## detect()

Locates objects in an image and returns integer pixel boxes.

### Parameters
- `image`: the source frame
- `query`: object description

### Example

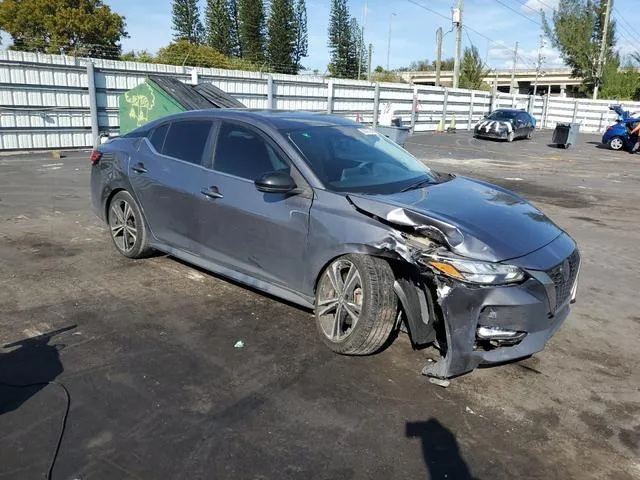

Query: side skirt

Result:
[150,242,316,309]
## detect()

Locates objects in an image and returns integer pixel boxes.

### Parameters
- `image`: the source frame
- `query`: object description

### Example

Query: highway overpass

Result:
[401,68,583,97]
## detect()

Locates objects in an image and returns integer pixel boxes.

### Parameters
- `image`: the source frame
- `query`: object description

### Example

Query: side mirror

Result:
[255,171,298,194]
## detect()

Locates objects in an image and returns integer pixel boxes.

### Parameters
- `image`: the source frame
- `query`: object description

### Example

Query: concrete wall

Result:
[1,50,638,150]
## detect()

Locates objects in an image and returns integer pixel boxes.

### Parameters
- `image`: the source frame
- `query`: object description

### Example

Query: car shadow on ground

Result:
[586,141,612,150]
[0,325,74,415]
[406,418,478,480]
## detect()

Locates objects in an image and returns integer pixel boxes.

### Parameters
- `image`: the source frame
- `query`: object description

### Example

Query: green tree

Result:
[238,0,265,63]
[459,45,491,90]
[328,0,357,78]
[293,0,308,70]
[437,57,455,70]
[349,17,366,79]
[172,0,204,44]
[542,0,616,94]
[600,56,640,100]
[229,0,241,56]
[266,0,297,73]
[0,0,127,58]
[121,50,155,63]
[205,0,234,55]
[409,59,431,71]
[155,39,261,71]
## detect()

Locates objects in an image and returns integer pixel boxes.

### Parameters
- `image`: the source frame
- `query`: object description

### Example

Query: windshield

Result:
[487,110,518,120]
[286,125,437,194]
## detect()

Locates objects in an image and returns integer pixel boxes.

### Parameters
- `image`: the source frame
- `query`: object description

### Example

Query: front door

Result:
[194,120,312,291]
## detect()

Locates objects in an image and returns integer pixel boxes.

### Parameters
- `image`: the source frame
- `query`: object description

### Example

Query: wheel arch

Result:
[311,248,438,349]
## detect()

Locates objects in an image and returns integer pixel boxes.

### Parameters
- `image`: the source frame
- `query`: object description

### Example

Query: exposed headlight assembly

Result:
[418,254,525,285]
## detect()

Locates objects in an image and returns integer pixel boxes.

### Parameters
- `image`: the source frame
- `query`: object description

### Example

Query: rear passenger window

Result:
[148,124,168,152]
[162,120,213,165]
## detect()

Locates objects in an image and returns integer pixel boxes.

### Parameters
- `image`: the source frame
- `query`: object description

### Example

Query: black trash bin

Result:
[375,125,411,148]
[552,122,580,149]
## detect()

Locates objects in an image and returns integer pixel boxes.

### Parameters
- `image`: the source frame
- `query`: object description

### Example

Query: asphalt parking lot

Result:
[1,129,639,479]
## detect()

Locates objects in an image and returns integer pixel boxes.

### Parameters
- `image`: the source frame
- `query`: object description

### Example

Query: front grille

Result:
[546,249,580,309]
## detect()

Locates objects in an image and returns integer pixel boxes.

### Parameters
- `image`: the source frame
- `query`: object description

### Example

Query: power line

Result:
[493,0,542,26]
[514,0,545,16]
[613,6,640,38]
[406,0,450,22]
[533,0,558,11]
[462,26,537,69]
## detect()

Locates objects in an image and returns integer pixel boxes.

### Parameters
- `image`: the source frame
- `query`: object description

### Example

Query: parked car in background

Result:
[474,109,536,142]
[91,110,579,379]
[602,105,640,151]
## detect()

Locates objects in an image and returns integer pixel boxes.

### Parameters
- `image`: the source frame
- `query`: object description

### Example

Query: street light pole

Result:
[357,3,368,80]
[386,12,396,71]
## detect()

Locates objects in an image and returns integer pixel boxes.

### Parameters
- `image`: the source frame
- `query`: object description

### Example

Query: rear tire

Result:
[107,190,152,259]
[315,254,397,355]
[608,136,624,151]
[527,130,534,139]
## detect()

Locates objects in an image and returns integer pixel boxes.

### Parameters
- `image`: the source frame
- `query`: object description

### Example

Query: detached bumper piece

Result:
[422,246,580,380]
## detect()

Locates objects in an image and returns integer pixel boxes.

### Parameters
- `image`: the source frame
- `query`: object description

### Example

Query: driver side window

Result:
[212,122,290,180]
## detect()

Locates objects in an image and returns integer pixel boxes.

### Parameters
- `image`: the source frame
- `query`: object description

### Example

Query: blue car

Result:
[602,105,640,151]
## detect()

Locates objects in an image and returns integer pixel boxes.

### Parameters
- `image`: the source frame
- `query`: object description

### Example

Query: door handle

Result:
[201,186,223,199]
[132,163,148,174]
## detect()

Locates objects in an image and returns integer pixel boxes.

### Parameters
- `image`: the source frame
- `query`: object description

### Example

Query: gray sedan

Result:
[91,110,579,379]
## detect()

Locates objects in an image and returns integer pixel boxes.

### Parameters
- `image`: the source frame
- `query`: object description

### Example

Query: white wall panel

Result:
[0,50,633,148]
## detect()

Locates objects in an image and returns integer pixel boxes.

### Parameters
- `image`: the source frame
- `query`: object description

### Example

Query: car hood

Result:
[347,176,563,262]
[475,118,514,132]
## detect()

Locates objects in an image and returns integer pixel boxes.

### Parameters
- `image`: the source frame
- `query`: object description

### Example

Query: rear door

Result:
[129,118,217,253]
[194,120,313,290]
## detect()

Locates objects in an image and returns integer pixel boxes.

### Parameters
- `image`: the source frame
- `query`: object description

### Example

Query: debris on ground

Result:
[465,406,475,415]
[234,340,244,349]
[428,377,450,388]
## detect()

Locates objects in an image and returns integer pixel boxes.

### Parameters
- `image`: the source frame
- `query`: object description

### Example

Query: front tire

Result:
[107,190,152,259]
[608,136,624,151]
[507,132,515,142]
[315,254,397,355]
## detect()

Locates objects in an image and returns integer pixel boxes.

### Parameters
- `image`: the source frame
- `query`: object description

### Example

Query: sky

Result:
[3,0,640,72]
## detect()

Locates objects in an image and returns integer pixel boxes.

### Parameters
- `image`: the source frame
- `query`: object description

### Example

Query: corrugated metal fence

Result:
[1,50,639,150]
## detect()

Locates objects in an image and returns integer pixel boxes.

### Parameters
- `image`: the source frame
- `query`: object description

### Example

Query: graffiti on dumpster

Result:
[124,83,156,127]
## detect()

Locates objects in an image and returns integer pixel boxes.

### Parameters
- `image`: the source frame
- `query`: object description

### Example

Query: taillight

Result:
[90,150,102,165]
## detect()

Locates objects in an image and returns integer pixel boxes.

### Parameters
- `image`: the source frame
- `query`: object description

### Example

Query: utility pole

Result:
[367,43,373,82]
[435,27,443,87]
[594,0,613,100]
[357,3,368,80]
[510,41,519,94]
[533,35,545,96]
[452,0,463,88]
[387,12,396,71]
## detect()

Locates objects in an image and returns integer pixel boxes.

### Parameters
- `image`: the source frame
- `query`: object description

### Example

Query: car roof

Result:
[494,108,528,113]
[149,109,360,131]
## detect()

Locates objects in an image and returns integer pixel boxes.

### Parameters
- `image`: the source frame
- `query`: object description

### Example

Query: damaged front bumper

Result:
[423,272,576,379]
[418,235,580,379]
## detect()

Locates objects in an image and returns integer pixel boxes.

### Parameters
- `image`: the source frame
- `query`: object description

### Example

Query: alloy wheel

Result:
[610,137,623,150]
[317,259,363,342]
[109,199,137,253]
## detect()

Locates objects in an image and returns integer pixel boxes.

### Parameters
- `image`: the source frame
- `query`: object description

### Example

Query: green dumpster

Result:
[120,78,184,135]
[119,76,244,135]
